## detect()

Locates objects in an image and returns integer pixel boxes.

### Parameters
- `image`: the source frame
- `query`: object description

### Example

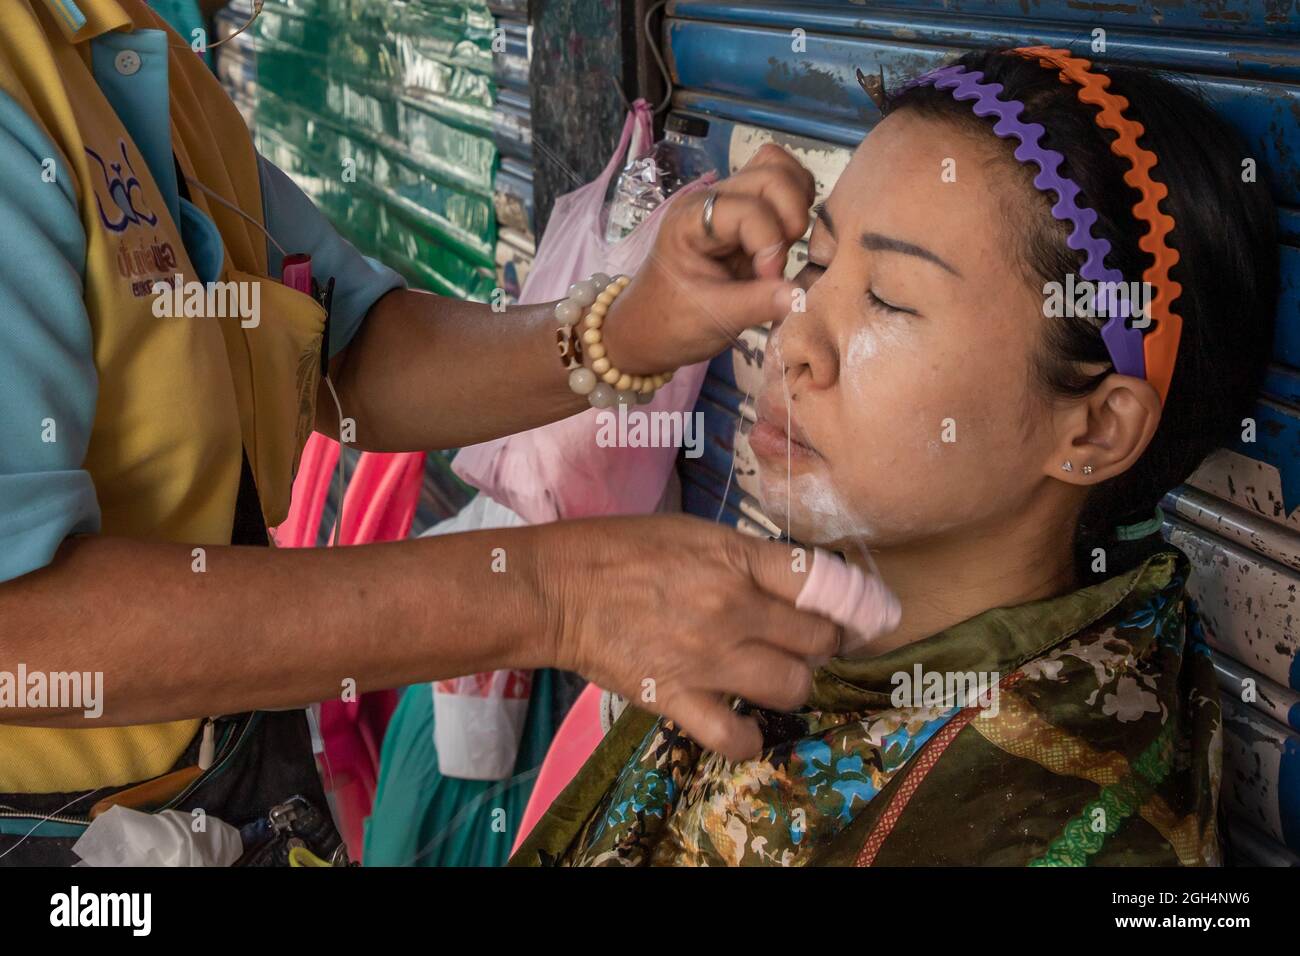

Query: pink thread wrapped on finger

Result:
[796,547,901,655]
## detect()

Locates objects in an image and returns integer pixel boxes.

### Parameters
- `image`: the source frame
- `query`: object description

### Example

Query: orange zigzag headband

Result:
[1014,46,1184,404]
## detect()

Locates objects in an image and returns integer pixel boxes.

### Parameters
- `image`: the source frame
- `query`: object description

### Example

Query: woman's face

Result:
[751,110,1064,551]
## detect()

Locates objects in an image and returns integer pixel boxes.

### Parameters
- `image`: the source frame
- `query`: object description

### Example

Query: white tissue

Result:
[72,805,243,867]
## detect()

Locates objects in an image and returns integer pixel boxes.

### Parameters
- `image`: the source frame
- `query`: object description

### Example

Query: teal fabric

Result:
[0,89,100,585]
[0,818,87,839]
[364,670,559,867]
[177,194,226,284]
[90,29,180,227]
[146,0,211,66]
[256,155,406,358]
[48,0,86,31]
[89,26,225,284]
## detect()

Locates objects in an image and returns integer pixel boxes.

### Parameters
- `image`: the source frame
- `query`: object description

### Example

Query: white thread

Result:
[0,789,105,859]
[183,176,290,259]
[715,378,752,525]
[761,324,883,577]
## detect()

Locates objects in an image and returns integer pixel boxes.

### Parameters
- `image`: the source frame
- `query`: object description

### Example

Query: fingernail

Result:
[758,242,785,261]
[772,283,796,313]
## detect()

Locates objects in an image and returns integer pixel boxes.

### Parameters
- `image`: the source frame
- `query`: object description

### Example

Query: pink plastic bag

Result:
[452,99,717,523]
[511,682,606,856]
[436,102,715,795]
[271,433,340,549]
[454,100,718,839]
[274,437,425,861]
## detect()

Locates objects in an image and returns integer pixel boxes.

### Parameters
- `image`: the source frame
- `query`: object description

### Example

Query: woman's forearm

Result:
[320,288,589,452]
[0,529,552,728]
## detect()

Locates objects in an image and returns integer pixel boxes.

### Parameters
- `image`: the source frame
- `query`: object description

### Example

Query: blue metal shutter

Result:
[665,0,1300,865]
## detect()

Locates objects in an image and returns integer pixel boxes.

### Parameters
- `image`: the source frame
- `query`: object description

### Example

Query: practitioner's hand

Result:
[601,144,816,375]
[537,514,842,761]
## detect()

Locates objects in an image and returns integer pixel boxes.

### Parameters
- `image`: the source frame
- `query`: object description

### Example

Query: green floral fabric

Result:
[511,550,1222,867]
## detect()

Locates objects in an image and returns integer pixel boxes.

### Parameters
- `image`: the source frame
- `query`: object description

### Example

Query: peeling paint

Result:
[1220,696,1297,848]
[766,57,866,117]
[1191,449,1300,532]
[728,123,852,195]
[1166,519,1300,690]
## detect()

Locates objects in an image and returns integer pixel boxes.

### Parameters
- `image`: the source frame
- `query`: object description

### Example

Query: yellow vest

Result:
[0,0,325,793]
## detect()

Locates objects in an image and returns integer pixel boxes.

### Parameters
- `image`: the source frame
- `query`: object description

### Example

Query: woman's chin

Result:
[754,490,822,546]
[756,474,884,551]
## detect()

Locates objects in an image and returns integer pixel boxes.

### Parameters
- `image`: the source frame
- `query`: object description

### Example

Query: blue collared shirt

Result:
[0,23,405,582]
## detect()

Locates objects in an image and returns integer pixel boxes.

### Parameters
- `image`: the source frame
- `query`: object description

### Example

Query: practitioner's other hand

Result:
[602,143,816,374]
[536,514,842,761]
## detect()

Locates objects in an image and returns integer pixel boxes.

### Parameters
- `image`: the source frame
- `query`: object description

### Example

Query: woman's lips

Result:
[748,415,820,462]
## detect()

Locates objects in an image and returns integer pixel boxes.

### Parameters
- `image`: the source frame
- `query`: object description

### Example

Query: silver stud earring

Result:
[1082,464,1094,475]
[1061,460,1073,473]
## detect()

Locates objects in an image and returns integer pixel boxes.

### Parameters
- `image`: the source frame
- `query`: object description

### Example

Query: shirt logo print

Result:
[84,140,158,233]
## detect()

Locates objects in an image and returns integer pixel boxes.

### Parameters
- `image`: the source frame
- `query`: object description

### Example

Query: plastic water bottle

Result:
[604,114,715,243]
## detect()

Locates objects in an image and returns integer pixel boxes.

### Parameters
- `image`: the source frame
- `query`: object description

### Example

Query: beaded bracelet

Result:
[554,272,675,408]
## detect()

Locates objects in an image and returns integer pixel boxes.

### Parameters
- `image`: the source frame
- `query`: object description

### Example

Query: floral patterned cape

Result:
[511,550,1222,866]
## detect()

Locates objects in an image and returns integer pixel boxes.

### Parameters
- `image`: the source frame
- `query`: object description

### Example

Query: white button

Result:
[114,50,141,76]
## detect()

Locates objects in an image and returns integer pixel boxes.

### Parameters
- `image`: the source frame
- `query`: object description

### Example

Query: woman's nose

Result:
[768,295,839,391]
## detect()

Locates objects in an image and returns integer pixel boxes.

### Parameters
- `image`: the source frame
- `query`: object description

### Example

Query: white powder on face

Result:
[795,472,875,544]
[843,318,911,399]
[753,324,897,548]
[845,326,879,366]
[847,318,909,364]
[754,469,878,548]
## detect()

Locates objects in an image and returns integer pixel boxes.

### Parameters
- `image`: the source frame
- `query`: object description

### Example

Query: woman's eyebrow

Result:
[814,204,960,277]
[813,201,834,236]
[859,231,963,277]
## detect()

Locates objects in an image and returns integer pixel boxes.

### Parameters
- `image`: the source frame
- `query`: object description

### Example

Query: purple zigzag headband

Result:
[908,65,1145,379]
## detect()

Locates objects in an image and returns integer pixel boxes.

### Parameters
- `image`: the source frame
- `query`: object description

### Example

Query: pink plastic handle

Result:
[796,548,901,656]
[281,253,313,296]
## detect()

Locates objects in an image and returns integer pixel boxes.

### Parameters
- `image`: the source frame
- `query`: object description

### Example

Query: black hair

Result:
[884,50,1279,582]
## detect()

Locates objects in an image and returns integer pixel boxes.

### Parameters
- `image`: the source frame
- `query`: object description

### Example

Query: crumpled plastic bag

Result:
[72,805,244,867]
[424,493,533,781]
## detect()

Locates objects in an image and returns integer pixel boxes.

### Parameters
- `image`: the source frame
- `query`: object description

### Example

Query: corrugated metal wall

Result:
[664,0,1300,866]
[490,0,536,299]
[248,0,499,300]
[213,4,257,124]
[215,0,497,534]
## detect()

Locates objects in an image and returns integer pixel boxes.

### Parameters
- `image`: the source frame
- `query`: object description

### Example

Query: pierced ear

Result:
[1048,374,1162,485]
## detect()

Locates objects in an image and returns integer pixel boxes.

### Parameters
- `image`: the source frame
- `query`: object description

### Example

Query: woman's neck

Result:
[842,506,1078,656]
